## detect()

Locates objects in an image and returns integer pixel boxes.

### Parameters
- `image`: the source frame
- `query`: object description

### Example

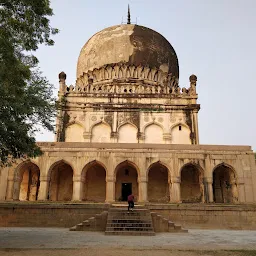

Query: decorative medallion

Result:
[170,116,176,122]
[144,116,149,122]
[91,116,97,121]
[158,117,163,123]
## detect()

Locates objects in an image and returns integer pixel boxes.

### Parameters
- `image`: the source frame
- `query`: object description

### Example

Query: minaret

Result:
[127,5,131,24]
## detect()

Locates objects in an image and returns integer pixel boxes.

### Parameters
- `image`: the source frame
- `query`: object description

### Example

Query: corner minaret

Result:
[127,5,131,24]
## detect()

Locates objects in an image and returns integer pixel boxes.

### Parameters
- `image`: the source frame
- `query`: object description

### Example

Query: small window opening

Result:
[179,125,182,131]
[125,169,129,176]
[124,89,127,93]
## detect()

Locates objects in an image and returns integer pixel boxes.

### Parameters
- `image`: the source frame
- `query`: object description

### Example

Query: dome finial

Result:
[127,4,131,24]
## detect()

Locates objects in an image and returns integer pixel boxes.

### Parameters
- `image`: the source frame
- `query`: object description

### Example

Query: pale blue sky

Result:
[35,0,256,150]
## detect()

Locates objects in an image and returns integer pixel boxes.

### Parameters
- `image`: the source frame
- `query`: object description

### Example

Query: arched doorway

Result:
[180,164,203,203]
[15,162,40,201]
[115,161,138,201]
[81,161,106,202]
[213,164,238,203]
[48,161,73,201]
[147,162,169,202]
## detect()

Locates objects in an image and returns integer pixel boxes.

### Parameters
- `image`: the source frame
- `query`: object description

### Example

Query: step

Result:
[108,220,151,223]
[107,224,152,228]
[105,231,155,236]
[106,227,153,231]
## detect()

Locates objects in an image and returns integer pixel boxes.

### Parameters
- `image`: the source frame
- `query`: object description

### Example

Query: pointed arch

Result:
[147,161,170,202]
[81,160,106,202]
[143,122,164,144]
[114,160,139,201]
[90,121,111,142]
[48,159,74,201]
[13,160,40,201]
[48,159,74,179]
[179,162,204,203]
[171,123,191,144]
[117,122,138,143]
[212,162,238,203]
[65,121,84,142]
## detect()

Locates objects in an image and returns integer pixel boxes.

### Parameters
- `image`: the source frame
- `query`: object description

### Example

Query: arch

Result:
[81,160,106,202]
[171,123,191,144]
[212,163,238,203]
[114,160,139,201]
[81,160,108,178]
[13,161,40,201]
[48,159,75,179]
[65,122,84,142]
[48,160,73,201]
[114,160,140,177]
[14,160,39,180]
[90,121,111,143]
[147,161,169,202]
[180,163,204,203]
[144,123,164,144]
[118,122,138,143]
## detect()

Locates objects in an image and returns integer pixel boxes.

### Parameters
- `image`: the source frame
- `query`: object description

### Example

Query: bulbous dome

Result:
[77,24,179,79]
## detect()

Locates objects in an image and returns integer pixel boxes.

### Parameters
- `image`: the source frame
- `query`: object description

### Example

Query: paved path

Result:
[0,228,256,250]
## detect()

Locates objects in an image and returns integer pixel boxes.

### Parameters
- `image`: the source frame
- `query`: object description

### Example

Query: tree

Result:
[0,0,58,165]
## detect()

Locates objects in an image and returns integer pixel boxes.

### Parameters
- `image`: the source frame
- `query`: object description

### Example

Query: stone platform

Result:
[0,202,256,230]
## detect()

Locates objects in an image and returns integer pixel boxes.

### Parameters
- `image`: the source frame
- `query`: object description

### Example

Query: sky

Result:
[35,0,256,150]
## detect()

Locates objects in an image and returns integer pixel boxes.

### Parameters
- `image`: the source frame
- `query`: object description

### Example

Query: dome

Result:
[77,24,179,80]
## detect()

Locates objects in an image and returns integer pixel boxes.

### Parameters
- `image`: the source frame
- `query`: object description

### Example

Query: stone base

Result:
[0,202,256,230]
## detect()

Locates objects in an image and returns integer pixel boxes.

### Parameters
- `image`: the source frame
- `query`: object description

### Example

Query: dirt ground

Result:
[1,228,256,256]
[1,248,256,256]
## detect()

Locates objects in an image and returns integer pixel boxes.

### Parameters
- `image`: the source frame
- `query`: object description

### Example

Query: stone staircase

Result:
[69,205,188,235]
[105,206,155,236]
[70,211,108,231]
[151,212,188,233]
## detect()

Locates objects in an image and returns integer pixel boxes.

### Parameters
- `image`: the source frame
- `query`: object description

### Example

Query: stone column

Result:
[72,176,83,201]
[237,177,245,203]
[12,177,21,200]
[138,177,148,203]
[193,111,199,144]
[204,177,214,203]
[38,176,50,201]
[170,177,181,203]
[6,178,14,200]
[105,177,115,203]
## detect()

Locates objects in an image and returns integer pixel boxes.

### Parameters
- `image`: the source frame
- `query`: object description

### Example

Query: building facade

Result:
[0,24,256,204]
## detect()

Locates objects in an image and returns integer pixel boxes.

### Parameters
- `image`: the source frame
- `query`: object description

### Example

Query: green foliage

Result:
[0,0,58,165]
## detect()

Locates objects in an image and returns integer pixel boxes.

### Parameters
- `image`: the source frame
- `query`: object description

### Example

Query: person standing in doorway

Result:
[127,193,134,211]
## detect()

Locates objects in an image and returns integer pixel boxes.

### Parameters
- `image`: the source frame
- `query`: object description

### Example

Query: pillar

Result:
[193,111,199,144]
[170,177,181,203]
[237,177,245,203]
[204,177,213,203]
[105,177,115,203]
[12,177,21,200]
[37,176,50,201]
[6,178,14,200]
[72,176,83,201]
[138,177,148,203]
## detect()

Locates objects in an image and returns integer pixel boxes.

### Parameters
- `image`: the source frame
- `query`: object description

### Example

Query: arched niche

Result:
[171,124,191,144]
[145,124,164,144]
[91,122,111,142]
[81,161,106,202]
[115,161,139,201]
[147,162,169,202]
[180,163,203,203]
[213,164,238,203]
[118,123,138,143]
[48,161,73,201]
[15,162,40,201]
[65,123,84,142]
